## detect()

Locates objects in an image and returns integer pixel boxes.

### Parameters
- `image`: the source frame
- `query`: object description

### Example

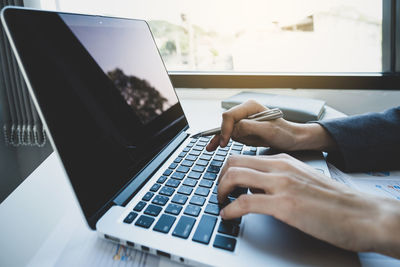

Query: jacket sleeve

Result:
[316,106,400,172]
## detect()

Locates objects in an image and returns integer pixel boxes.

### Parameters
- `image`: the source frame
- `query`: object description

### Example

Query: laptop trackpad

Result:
[240,214,360,266]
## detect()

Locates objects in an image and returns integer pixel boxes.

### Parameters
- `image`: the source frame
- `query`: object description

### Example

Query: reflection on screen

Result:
[61,15,179,124]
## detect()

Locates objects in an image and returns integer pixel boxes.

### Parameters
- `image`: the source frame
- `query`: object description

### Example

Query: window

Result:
[54,0,382,73]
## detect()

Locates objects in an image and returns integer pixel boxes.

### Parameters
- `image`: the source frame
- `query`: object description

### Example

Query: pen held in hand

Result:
[191,108,283,139]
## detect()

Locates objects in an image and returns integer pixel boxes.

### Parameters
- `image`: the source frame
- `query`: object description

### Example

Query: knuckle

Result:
[278,175,294,188]
[222,111,232,120]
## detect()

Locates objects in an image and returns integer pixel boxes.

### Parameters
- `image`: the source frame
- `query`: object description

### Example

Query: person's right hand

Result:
[206,100,331,151]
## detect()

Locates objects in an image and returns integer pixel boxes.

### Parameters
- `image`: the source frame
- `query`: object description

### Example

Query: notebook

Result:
[222,91,326,122]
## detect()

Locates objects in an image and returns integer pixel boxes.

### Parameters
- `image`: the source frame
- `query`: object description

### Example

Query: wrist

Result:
[293,122,337,151]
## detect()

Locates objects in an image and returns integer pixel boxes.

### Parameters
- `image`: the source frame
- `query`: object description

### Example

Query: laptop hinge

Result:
[112,128,189,206]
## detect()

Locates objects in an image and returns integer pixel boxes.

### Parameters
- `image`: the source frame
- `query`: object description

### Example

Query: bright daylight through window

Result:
[54,0,382,72]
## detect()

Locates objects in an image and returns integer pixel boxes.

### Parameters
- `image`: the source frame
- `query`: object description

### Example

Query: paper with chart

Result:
[328,163,400,200]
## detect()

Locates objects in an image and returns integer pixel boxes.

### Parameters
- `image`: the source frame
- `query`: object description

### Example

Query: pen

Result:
[191,108,283,139]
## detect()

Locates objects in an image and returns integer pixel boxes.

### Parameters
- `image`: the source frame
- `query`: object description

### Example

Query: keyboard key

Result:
[195,187,210,197]
[200,154,212,161]
[213,155,225,162]
[231,146,242,151]
[186,155,197,161]
[213,185,218,194]
[135,215,155,228]
[169,163,178,169]
[183,147,191,152]
[157,176,167,184]
[178,185,193,195]
[190,138,197,143]
[183,178,198,187]
[187,142,194,147]
[166,178,180,188]
[184,205,201,217]
[123,212,138,224]
[230,150,241,155]
[210,160,223,167]
[196,160,208,166]
[172,216,196,239]
[176,166,190,173]
[218,221,240,237]
[152,195,169,206]
[192,215,217,244]
[203,150,214,155]
[160,186,175,196]
[197,141,207,147]
[209,194,218,204]
[190,195,206,206]
[192,146,203,151]
[165,203,182,215]
[150,183,161,192]
[179,152,187,157]
[199,179,213,188]
[144,204,162,216]
[207,165,221,173]
[223,217,242,225]
[181,160,194,167]
[171,172,185,180]
[216,150,227,156]
[142,192,154,201]
[205,203,220,216]
[163,169,173,176]
[199,137,210,142]
[189,150,201,156]
[243,150,256,155]
[188,171,202,179]
[192,165,205,173]
[153,214,176,233]
[219,147,229,152]
[204,172,217,181]
[213,235,237,252]
[171,194,188,205]
[174,157,183,163]
[133,201,146,212]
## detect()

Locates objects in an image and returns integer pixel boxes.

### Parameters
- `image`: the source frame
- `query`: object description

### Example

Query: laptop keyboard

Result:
[123,136,257,252]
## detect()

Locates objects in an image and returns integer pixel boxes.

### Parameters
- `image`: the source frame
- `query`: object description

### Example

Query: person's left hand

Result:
[217,153,400,256]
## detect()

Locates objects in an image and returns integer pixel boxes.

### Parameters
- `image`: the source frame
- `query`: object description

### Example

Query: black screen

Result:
[2,8,188,227]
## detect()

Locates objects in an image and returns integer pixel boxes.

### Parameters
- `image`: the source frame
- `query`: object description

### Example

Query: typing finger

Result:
[218,154,290,183]
[206,135,220,151]
[217,166,278,203]
[220,194,277,220]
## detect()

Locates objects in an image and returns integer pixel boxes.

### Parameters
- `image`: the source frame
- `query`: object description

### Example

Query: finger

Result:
[217,166,277,203]
[206,135,220,151]
[220,194,277,220]
[220,100,266,147]
[218,154,289,183]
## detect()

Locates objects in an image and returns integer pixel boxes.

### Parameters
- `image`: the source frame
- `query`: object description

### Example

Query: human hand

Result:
[206,100,336,152]
[217,153,400,257]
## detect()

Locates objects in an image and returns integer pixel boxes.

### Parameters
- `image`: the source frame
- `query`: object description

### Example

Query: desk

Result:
[0,89,398,267]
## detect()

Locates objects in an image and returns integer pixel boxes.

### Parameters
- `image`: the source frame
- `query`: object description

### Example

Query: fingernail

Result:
[220,209,225,218]
[219,138,224,147]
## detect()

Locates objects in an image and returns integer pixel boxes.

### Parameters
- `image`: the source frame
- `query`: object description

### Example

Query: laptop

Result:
[1,7,358,266]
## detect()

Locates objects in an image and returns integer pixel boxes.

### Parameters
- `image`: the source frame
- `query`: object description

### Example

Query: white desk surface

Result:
[1,90,399,267]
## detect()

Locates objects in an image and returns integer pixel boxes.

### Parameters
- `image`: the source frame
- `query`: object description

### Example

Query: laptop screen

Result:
[3,9,188,225]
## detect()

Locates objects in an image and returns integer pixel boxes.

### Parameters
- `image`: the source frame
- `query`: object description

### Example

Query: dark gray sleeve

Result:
[317,106,400,172]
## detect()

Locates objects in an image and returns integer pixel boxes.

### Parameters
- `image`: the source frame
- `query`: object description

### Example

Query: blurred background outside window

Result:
[52,0,382,73]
